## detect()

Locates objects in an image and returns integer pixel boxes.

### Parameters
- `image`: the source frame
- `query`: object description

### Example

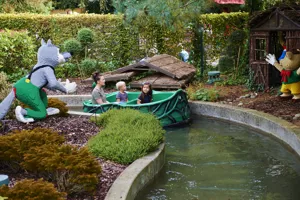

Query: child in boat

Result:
[116,81,128,103]
[137,82,153,104]
[91,71,108,104]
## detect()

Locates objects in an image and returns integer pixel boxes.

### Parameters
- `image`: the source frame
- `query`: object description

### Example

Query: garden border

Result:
[189,101,300,156]
[104,143,165,200]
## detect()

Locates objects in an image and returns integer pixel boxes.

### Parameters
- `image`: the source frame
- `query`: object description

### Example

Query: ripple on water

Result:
[136,117,300,200]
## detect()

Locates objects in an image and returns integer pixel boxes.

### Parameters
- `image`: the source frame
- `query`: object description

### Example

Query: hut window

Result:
[255,38,266,61]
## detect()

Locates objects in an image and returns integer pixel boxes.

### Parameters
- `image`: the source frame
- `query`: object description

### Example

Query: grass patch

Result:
[88,109,165,165]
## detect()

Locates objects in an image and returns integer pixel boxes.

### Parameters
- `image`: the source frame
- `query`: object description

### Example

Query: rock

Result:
[229,102,233,105]
[281,115,293,121]
[250,95,256,99]
[238,103,243,106]
[245,94,251,98]
[227,99,231,102]
[295,113,300,118]
[293,117,298,120]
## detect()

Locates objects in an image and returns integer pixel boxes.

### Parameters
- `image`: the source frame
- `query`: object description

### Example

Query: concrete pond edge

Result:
[189,101,300,157]
[104,143,165,200]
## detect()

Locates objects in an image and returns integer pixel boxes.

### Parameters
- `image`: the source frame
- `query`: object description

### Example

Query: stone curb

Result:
[105,143,165,200]
[48,95,91,106]
[189,101,300,156]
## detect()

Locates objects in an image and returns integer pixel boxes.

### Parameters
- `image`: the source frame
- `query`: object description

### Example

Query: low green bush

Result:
[187,83,219,102]
[80,58,98,77]
[0,30,36,82]
[55,63,80,78]
[88,109,165,165]
[0,179,66,200]
[22,144,101,194]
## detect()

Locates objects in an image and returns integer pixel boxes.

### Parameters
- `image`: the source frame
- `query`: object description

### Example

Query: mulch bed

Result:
[0,115,127,200]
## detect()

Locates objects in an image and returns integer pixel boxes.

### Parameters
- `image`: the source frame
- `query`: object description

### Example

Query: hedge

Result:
[88,109,165,165]
[0,13,249,79]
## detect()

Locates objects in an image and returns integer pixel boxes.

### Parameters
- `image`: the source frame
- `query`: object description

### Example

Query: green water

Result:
[136,117,300,200]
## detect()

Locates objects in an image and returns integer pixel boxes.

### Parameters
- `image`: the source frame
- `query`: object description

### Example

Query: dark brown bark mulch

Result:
[0,115,127,200]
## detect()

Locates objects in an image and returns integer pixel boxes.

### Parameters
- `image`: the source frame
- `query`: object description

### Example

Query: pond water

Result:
[136,116,300,200]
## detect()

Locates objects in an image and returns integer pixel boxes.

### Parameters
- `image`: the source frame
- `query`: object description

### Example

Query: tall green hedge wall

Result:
[0,12,249,74]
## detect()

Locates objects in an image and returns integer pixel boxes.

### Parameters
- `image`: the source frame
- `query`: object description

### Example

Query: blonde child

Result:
[116,81,128,103]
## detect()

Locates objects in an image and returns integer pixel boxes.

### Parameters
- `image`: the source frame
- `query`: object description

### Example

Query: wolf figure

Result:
[0,39,76,123]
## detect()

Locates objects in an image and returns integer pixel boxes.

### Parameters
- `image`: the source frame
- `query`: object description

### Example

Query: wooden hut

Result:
[249,4,300,89]
[83,54,196,89]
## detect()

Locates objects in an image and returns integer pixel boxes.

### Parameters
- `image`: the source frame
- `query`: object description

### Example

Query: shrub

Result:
[218,56,234,73]
[0,128,64,168]
[47,98,69,117]
[0,30,36,82]
[0,179,66,200]
[56,63,80,78]
[88,109,165,164]
[20,98,69,117]
[187,83,219,102]
[22,144,101,194]
[77,28,94,45]
[80,59,98,76]
[63,39,82,55]
[0,72,11,100]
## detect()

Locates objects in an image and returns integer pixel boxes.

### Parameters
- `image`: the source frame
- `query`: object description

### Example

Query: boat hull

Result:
[83,89,191,127]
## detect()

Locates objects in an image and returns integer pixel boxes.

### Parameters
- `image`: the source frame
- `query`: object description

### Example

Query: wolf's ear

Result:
[41,39,46,46]
[47,39,52,45]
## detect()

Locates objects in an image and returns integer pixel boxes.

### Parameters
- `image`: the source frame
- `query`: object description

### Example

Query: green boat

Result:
[83,89,191,127]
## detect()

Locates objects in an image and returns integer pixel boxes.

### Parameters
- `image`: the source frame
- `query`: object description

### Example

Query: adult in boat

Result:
[91,72,108,104]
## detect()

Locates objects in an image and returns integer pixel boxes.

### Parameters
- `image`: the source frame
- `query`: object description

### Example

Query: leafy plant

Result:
[80,58,98,76]
[0,30,36,81]
[77,28,94,46]
[187,83,219,102]
[56,63,80,78]
[0,179,66,200]
[0,128,64,171]
[246,68,264,92]
[88,109,165,164]
[218,56,234,73]
[47,98,69,117]
[63,39,82,55]
[22,144,101,194]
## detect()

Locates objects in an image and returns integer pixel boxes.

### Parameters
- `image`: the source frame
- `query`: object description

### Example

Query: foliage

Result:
[0,30,36,82]
[80,59,98,76]
[245,68,264,92]
[218,56,234,73]
[77,28,94,45]
[0,127,101,195]
[22,144,101,194]
[47,98,69,117]
[0,72,11,101]
[88,109,165,164]
[0,13,249,81]
[0,128,64,164]
[113,0,206,29]
[63,38,82,55]
[187,83,219,102]
[0,179,66,200]
[53,0,85,9]
[20,98,69,117]
[55,63,80,78]
[0,0,53,14]
[0,72,17,119]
